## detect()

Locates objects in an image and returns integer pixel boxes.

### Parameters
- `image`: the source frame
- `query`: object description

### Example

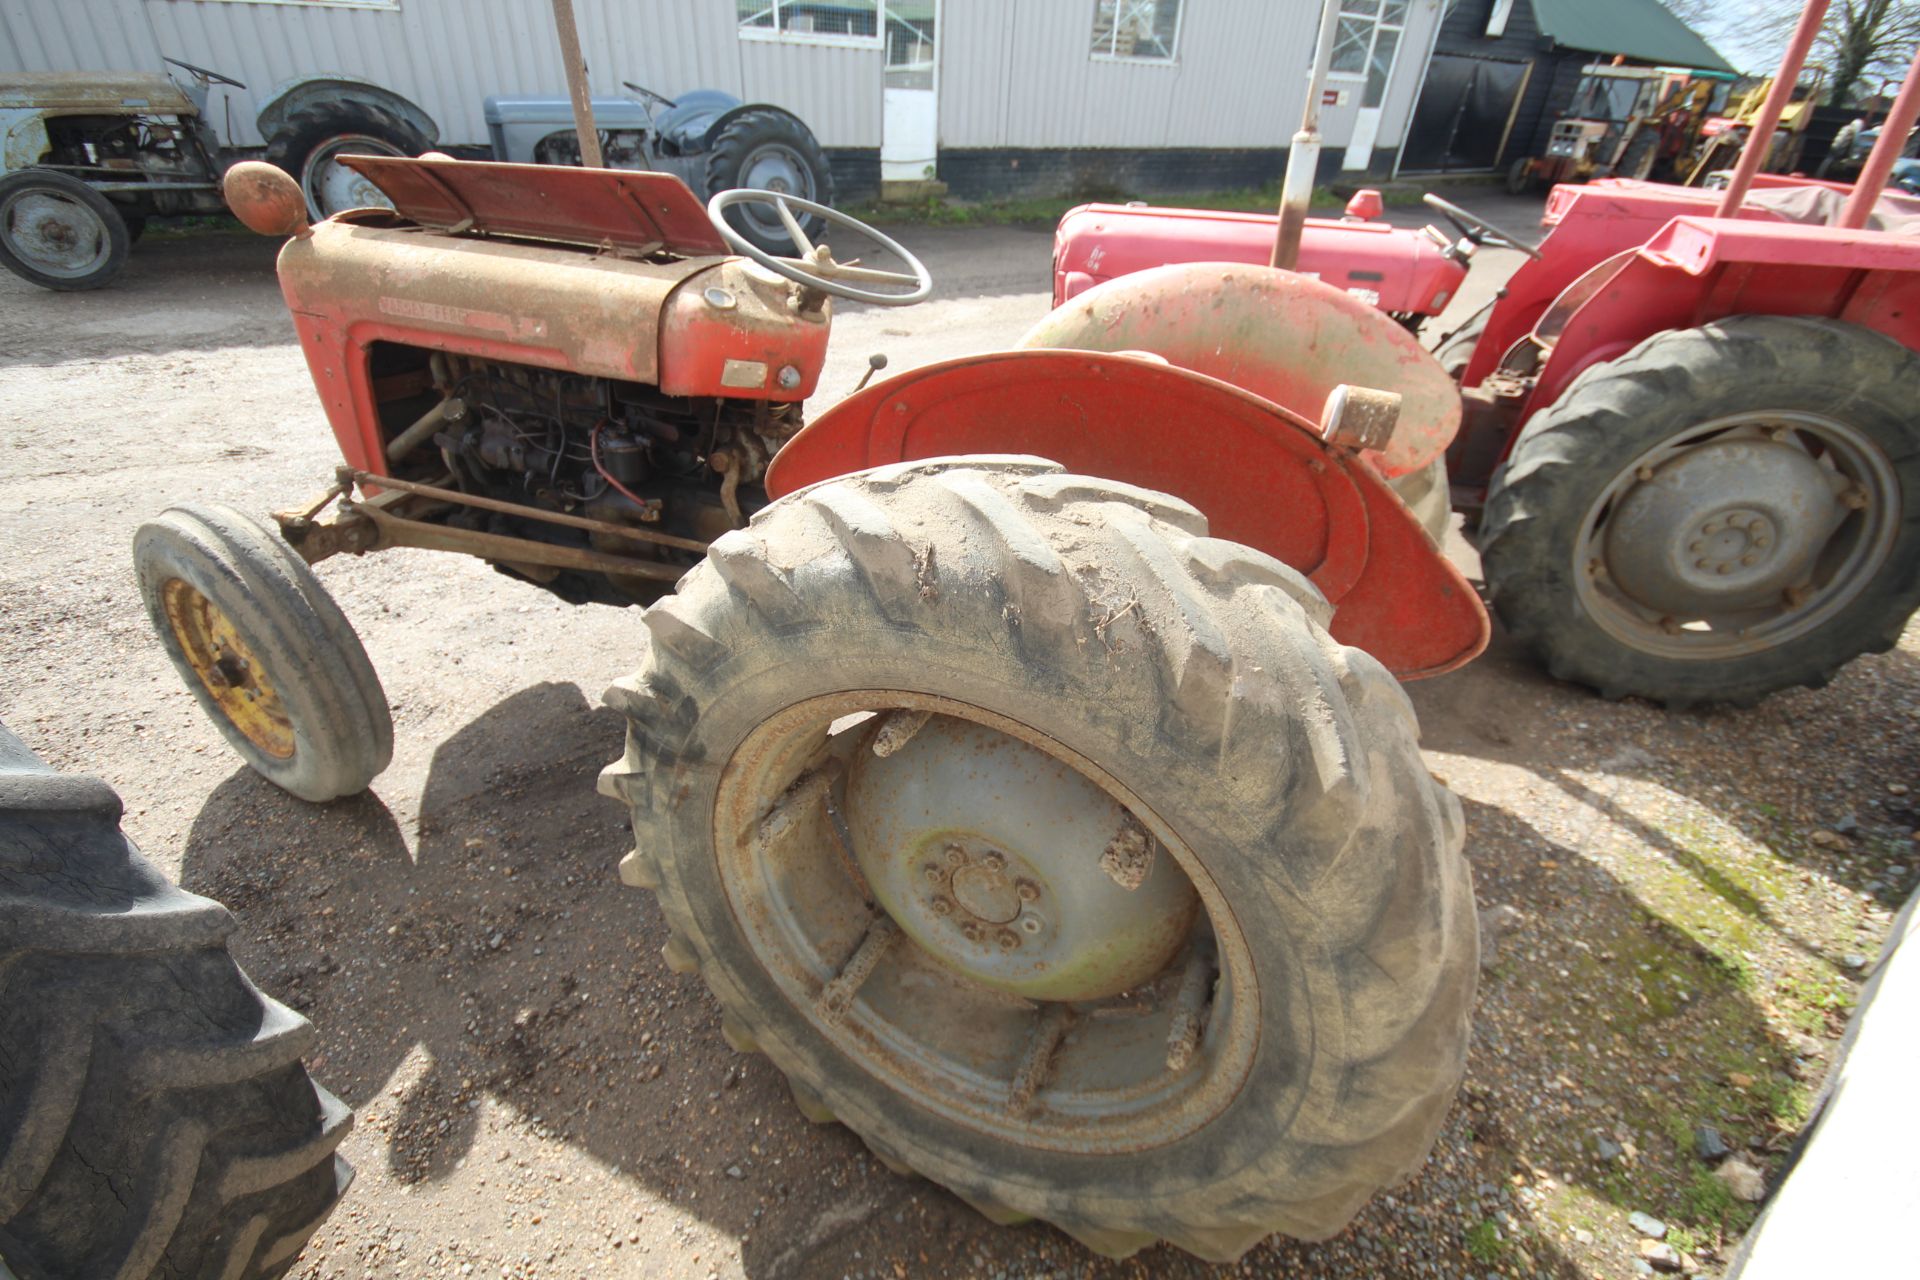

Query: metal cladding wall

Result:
[939,0,1442,152]
[0,0,883,148]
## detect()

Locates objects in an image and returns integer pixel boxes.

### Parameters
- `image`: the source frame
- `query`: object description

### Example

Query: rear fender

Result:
[1020,262,1461,478]
[767,350,1487,679]
[256,77,438,144]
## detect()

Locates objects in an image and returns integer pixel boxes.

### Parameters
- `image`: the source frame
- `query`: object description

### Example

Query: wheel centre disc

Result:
[159,577,296,760]
[844,713,1198,1001]
[1603,437,1841,615]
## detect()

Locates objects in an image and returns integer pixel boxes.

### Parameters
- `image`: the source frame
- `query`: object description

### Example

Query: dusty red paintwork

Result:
[276,212,826,476]
[766,350,1489,679]
[340,154,726,255]
[1020,262,1461,479]
[1053,202,1467,316]
[1524,213,1920,416]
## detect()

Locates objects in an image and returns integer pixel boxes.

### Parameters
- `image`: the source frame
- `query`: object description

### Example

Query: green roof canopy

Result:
[1530,0,1735,74]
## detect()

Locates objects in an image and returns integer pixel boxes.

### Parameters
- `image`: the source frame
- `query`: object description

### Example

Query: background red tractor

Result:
[1052,0,1920,709]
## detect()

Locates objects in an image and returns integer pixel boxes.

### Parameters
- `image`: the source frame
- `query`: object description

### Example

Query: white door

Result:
[1336,0,1407,171]
[881,1,938,183]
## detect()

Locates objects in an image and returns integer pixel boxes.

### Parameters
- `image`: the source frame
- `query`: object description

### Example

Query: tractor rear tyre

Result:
[600,459,1476,1260]
[705,109,834,255]
[264,103,429,221]
[1480,316,1920,706]
[134,504,393,803]
[0,724,352,1279]
[0,169,130,291]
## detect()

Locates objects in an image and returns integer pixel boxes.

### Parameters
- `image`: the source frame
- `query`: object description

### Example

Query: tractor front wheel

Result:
[1480,316,1920,706]
[134,504,393,802]
[600,459,1476,1260]
[0,169,129,290]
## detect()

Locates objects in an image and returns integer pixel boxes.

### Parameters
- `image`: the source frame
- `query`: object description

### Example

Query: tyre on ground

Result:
[1480,315,1920,706]
[704,109,835,256]
[0,169,130,291]
[0,722,352,1279]
[600,458,1477,1260]
[134,503,393,803]
[1504,156,1536,195]
[263,102,430,221]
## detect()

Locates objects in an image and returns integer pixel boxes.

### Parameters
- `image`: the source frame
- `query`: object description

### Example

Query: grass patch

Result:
[1463,1217,1506,1263]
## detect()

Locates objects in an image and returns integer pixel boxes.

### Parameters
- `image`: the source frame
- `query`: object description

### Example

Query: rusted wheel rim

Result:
[0,188,112,280]
[1574,412,1899,660]
[712,691,1259,1153]
[160,578,296,759]
[301,134,402,219]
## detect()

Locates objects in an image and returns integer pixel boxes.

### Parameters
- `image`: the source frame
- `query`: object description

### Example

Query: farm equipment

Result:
[1505,63,1733,194]
[129,147,1480,1261]
[1052,0,1920,709]
[483,84,833,254]
[0,59,435,289]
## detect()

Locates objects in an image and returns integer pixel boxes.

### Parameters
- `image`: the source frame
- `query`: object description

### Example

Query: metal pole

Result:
[1838,42,1920,228]
[550,0,604,168]
[1273,0,1344,269]
[1715,0,1828,217]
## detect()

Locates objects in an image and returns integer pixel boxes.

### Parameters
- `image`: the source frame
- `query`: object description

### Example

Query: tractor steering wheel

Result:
[707,189,934,307]
[162,57,246,89]
[1423,193,1542,261]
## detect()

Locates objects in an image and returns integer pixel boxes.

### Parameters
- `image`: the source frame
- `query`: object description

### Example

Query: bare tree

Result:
[1747,0,1920,104]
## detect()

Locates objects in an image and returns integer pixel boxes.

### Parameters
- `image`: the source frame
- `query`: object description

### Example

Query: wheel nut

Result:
[1741,553,1757,566]
[1015,880,1039,902]
[1637,466,1656,482]
[1703,521,1722,535]
[1689,541,1704,554]
[960,922,981,942]
[1754,535,1770,548]
[996,931,1019,951]
[1695,559,1711,570]
[923,864,944,883]
[931,897,953,916]
[1716,564,1732,575]
[981,852,1006,872]
[944,845,966,867]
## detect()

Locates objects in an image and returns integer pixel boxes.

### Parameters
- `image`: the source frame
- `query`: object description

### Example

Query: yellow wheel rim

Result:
[160,577,296,760]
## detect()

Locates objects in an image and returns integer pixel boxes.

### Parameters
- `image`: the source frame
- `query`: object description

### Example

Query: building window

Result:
[738,1,883,47]
[1329,0,1406,108]
[1090,0,1182,63]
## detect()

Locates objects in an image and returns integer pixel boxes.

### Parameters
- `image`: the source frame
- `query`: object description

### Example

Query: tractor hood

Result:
[0,72,196,115]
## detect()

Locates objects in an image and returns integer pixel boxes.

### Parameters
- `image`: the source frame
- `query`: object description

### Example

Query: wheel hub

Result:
[5,192,105,275]
[845,714,1197,1001]
[159,577,295,760]
[1603,437,1841,615]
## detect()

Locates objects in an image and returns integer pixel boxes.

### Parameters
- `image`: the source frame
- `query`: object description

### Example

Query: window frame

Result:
[1326,0,1406,85]
[738,1,886,50]
[1089,0,1185,67]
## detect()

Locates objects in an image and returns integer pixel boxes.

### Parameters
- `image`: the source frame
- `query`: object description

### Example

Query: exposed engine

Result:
[44,115,223,216]
[380,348,799,605]
[532,128,651,170]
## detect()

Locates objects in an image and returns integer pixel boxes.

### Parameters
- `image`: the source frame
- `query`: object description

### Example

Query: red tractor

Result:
[1054,43,1920,707]
[123,152,1480,1262]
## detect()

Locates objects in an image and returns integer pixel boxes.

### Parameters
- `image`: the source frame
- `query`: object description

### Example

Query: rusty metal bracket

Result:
[346,469,706,553]
[348,500,683,581]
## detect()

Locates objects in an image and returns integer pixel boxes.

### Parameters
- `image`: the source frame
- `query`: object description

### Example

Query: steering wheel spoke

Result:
[708,189,934,307]
[774,198,816,258]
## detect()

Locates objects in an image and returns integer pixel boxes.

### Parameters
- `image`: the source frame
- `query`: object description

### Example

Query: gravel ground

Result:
[0,195,1913,1280]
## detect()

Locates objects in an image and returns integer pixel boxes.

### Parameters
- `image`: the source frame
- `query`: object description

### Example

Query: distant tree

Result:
[1750,0,1920,105]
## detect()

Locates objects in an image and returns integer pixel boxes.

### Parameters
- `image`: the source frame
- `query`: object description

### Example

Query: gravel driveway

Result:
[0,197,1912,1280]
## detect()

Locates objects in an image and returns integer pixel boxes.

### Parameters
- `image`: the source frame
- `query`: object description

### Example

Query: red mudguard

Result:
[767,350,1487,679]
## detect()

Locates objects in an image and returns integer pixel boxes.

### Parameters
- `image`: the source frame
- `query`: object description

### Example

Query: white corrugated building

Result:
[0,1,1448,197]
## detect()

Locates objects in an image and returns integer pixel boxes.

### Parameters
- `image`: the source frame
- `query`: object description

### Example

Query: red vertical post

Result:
[1838,42,1920,228]
[1715,0,1828,218]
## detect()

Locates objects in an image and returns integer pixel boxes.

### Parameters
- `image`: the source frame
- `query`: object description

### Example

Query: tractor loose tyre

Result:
[134,504,393,803]
[0,169,130,291]
[704,109,834,255]
[1480,315,1920,707]
[0,723,352,1279]
[600,458,1476,1260]
[264,103,430,221]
